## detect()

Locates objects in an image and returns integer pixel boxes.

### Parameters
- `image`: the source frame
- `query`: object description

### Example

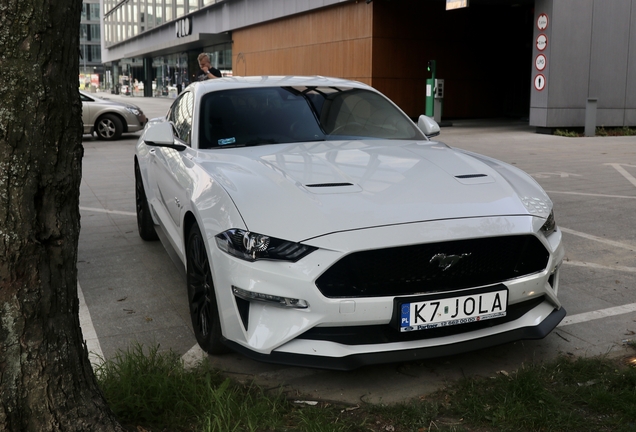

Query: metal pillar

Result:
[585,98,597,137]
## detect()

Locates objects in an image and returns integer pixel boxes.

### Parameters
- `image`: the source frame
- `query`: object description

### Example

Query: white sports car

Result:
[135,76,565,370]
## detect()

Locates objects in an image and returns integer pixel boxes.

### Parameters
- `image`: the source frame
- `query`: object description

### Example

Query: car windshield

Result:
[198,86,424,149]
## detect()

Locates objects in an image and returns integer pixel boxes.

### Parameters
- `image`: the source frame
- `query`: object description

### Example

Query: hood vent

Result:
[303,182,362,194]
[453,173,494,185]
[305,182,354,188]
[455,174,487,179]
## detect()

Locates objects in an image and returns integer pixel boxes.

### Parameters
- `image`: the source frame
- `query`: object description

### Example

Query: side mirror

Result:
[417,115,441,138]
[143,122,186,151]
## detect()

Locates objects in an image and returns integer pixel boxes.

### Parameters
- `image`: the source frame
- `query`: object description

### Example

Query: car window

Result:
[318,88,423,139]
[198,86,424,149]
[168,91,194,145]
[80,93,93,102]
[199,87,324,149]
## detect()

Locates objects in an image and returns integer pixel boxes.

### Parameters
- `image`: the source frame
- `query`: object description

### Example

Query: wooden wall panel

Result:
[372,78,427,119]
[232,2,373,82]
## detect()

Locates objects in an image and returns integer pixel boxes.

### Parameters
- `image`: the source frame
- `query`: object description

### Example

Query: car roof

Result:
[189,75,375,95]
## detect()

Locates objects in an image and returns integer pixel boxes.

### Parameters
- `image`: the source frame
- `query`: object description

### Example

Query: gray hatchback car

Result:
[80,91,147,140]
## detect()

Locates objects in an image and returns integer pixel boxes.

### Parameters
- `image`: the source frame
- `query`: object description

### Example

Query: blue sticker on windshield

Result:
[218,137,236,146]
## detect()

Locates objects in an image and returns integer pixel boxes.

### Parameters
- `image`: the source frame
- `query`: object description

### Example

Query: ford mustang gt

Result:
[134,76,565,370]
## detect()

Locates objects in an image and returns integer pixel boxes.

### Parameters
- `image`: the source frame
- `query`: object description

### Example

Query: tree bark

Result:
[0,1,124,430]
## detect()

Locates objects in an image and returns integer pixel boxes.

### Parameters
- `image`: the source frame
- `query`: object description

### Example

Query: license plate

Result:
[399,288,508,332]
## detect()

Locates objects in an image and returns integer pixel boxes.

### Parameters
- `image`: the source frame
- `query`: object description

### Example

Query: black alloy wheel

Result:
[135,163,158,241]
[186,223,229,354]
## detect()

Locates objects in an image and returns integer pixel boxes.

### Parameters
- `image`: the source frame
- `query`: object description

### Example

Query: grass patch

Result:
[554,129,582,137]
[554,126,636,137]
[596,126,636,137]
[96,345,636,431]
[96,344,373,432]
[446,355,636,431]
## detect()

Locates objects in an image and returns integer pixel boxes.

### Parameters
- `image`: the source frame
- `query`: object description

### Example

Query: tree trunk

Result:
[0,1,124,430]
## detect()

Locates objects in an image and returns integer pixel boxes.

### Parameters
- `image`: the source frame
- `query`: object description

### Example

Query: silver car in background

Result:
[80,91,147,140]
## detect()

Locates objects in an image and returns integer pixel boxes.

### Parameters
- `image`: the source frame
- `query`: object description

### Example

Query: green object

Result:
[425,60,436,117]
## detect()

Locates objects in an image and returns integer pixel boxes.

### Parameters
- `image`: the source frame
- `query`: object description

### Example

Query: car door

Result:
[147,91,195,259]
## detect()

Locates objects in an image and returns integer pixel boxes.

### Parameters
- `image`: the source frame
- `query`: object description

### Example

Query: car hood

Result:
[196,140,551,242]
[85,95,141,111]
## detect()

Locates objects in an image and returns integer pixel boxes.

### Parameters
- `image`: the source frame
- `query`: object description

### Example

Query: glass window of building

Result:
[91,45,102,62]
[176,0,184,18]
[116,8,122,42]
[189,0,198,13]
[139,0,148,33]
[156,2,163,25]
[165,1,172,22]
[89,3,100,19]
[132,3,139,36]
[90,24,100,41]
[126,2,132,37]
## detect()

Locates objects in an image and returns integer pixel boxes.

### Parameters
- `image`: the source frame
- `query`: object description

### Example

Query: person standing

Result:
[197,53,222,81]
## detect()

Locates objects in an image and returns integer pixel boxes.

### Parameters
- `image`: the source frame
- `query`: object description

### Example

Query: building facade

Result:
[100,0,636,129]
[81,0,104,90]
[530,0,636,128]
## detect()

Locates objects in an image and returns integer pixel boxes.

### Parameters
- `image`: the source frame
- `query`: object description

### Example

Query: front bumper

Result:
[207,215,564,369]
[127,113,147,132]
[224,304,566,370]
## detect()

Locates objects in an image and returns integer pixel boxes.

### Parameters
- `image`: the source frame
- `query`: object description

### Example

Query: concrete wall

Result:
[530,0,636,128]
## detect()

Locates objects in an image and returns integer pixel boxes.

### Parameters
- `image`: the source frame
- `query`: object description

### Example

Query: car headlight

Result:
[215,229,317,262]
[125,106,141,116]
[540,210,556,233]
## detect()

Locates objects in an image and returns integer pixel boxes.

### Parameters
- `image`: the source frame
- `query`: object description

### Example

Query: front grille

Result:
[315,235,549,298]
[298,296,546,345]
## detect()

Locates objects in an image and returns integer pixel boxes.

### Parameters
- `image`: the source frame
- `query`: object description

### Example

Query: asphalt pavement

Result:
[79,91,636,405]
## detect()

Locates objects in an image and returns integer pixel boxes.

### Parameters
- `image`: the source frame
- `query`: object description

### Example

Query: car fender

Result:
[183,158,248,254]
[457,149,553,219]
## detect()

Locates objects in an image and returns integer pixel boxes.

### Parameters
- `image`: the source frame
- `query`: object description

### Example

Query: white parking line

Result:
[564,260,636,274]
[545,190,636,200]
[605,163,636,188]
[182,344,208,368]
[78,282,104,367]
[558,303,636,327]
[560,227,636,251]
[80,206,136,216]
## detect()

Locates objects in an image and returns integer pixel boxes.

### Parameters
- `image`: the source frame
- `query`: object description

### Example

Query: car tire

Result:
[186,222,230,355]
[95,114,123,140]
[135,163,158,241]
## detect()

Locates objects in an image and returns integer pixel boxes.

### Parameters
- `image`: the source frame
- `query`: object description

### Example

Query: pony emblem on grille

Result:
[429,253,471,271]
